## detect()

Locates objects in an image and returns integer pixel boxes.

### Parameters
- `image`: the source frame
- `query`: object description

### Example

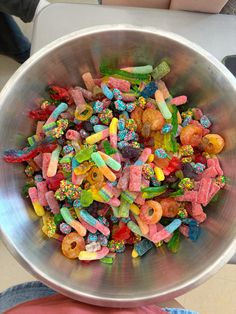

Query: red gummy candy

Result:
[49,86,70,101]
[4,143,57,163]
[29,105,55,120]
[46,172,65,190]
[112,222,131,241]
[194,153,207,165]
[163,156,181,175]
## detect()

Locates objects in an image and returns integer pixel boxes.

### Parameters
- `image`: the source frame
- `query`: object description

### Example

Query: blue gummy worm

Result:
[101,84,113,100]
[51,102,68,119]
[165,219,181,234]
[80,209,97,227]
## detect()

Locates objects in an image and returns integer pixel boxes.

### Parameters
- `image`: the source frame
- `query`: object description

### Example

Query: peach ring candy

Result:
[140,200,163,224]
[61,232,85,259]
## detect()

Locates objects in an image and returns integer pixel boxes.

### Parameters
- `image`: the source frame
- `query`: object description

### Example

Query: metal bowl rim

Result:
[0,24,236,306]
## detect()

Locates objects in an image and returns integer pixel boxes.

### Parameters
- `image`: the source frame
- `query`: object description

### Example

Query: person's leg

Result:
[0,281,56,313]
[0,1,50,63]
[0,0,40,23]
[0,12,31,63]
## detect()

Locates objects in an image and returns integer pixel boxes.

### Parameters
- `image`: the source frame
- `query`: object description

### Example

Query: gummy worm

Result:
[3,142,57,163]
[47,145,61,177]
[43,102,68,127]
[98,151,121,171]
[150,219,181,243]
[86,129,109,145]
[79,246,109,261]
[80,209,110,236]
[155,90,172,120]
[28,187,45,217]
[91,152,116,182]
[109,117,118,149]
[60,207,86,237]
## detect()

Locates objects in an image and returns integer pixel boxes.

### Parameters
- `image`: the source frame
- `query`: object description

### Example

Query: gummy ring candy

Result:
[142,108,165,131]
[87,167,104,185]
[75,104,93,121]
[61,232,85,259]
[201,134,225,154]
[140,200,162,224]
[160,198,180,218]
[74,161,93,175]
[180,124,203,147]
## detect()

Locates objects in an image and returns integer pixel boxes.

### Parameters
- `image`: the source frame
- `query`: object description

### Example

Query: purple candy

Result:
[200,115,211,128]
[60,223,71,234]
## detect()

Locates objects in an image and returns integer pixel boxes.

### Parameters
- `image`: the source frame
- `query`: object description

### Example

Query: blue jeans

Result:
[0,281,56,313]
[0,281,198,314]
[0,12,31,63]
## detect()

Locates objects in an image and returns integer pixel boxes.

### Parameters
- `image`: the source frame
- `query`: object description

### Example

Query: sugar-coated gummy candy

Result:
[80,190,93,207]
[120,146,141,160]
[60,222,72,234]
[4,61,226,265]
[75,147,93,163]
[62,232,85,259]
[180,124,203,147]
[160,198,180,218]
[201,134,224,154]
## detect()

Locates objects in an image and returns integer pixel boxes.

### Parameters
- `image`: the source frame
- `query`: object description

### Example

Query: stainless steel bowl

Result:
[0,25,236,307]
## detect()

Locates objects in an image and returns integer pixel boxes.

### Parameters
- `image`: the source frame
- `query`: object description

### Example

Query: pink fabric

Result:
[5,294,168,314]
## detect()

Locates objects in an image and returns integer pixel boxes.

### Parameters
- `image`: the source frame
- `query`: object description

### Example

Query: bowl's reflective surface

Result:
[0,25,236,307]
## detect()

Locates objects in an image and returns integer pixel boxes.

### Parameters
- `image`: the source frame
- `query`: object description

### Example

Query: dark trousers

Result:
[0,0,39,63]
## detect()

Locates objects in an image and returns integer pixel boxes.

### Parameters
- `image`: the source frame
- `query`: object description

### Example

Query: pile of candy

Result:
[4,61,226,264]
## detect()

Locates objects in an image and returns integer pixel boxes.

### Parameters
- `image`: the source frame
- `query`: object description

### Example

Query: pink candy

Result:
[45,190,60,214]
[129,165,142,192]
[202,182,221,207]
[122,94,136,102]
[135,193,145,205]
[79,218,97,234]
[34,153,43,169]
[176,190,198,203]
[66,129,81,141]
[108,77,131,92]
[42,153,51,179]
[117,166,130,190]
[207,158,223,176]
[170,95,187,106]
[201,166,218,179]
[36,181,48,206]
[197,177,212,204]
[69,88,86,113]
[75,86,93,101]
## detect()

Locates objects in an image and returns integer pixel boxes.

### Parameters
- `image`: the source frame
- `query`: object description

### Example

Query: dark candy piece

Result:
[120,146,141,160]
[182,163,197,179]
[82,121,94,132]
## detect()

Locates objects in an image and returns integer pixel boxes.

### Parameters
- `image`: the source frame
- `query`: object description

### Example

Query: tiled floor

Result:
[1,1,236,314]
